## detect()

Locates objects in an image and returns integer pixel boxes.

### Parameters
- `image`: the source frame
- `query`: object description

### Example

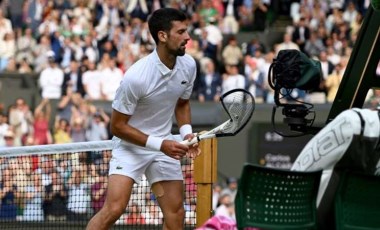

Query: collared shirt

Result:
[112,49,196,148]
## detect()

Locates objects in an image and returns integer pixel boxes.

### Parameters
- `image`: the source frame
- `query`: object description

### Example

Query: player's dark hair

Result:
[148,8,187,44]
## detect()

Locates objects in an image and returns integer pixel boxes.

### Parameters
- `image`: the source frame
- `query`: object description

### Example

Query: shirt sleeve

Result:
[112,77,142,115]
[180,57,197,100]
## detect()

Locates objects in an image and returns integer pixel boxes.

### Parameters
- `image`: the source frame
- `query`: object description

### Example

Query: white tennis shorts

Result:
[108,143,183,184]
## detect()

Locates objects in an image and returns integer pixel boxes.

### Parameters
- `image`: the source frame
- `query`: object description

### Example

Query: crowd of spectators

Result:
[0,0,377,143]
[0,0,375,106]
[0,0,379,225]
[0,146,198,225]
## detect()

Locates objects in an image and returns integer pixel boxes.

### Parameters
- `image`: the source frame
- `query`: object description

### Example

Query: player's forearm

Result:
[175,99,191,128]
[111,122,148,147]
[175,99,194,141]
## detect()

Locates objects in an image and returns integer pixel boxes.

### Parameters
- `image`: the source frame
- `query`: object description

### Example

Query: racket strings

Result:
[221,90,255,134]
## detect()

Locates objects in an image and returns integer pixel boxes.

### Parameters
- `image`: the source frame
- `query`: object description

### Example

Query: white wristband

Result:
[180,124,193,139]
[146,136,164,151]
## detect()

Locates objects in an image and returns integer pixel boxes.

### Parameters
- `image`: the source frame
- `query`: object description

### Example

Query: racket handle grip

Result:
[180,136,199,146]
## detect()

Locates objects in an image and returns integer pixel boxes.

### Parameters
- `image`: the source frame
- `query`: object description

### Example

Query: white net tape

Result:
[0,140,113,157]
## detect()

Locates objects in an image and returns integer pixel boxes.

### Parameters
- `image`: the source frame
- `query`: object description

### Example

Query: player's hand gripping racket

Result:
[181,88,255,145]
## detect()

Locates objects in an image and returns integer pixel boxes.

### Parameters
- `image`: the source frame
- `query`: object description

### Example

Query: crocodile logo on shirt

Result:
[116,166,123,170]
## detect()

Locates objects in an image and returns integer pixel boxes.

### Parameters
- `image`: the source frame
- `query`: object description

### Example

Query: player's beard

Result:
[168,42,187,56]
[174,45,186,56]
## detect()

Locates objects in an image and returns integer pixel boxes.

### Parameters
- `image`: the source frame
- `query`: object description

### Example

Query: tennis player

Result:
[86,8,199,230]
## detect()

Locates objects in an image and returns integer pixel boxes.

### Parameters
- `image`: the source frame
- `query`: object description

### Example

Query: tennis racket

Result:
[181,88,255,145]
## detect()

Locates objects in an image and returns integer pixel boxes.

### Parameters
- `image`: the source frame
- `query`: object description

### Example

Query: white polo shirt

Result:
[112,49,197,151]
[39,66,64,99]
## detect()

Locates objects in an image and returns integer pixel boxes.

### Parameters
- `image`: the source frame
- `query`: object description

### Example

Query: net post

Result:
[194,138,218,227]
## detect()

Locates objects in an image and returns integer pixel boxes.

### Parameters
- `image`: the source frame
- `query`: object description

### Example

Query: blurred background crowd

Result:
[0,0,378,146]
[0,0,379,224]
[0,147,200,224]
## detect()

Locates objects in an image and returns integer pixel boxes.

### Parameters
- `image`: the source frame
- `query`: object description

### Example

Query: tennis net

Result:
[0,140,197,229]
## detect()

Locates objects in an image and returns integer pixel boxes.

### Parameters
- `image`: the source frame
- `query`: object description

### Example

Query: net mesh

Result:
[0,141,196,229]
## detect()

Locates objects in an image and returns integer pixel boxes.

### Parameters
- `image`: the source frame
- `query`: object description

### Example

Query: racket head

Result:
[217,88,255,137]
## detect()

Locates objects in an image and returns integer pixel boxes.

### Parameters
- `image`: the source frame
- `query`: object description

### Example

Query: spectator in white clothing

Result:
[343,1,358,25]
[82,62,102,100]
[212,183,222,211]
[245,57,265,103]
[38,51,64,99]
[0,113,9,147]
[275,33,300,56]
[15,28,37,65]
[23,172,44,221]
[66,169,90,221]
[0,9,13,44]
[100,58,123,101]
[86,107,109,142]
[0,32,16,71]
[8,98,34,146]
[221,64,245,95]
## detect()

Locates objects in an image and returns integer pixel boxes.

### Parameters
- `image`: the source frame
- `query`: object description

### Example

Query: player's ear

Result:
[158,31,167,43]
